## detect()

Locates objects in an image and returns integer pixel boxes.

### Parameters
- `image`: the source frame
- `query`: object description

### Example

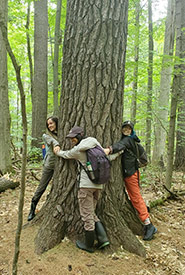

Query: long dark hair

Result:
[75,133,85,145]
[46,116,58,136]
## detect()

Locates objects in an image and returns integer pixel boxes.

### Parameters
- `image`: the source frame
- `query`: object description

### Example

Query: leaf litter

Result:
[0,168,184,274]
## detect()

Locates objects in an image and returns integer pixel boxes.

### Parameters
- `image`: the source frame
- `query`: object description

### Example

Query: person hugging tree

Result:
[104,120,157,241]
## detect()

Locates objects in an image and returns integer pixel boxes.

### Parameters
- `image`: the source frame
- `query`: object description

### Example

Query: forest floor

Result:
[0,164,185,275]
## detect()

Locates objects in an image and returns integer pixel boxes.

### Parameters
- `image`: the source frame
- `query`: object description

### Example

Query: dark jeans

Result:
[32,166,54,203]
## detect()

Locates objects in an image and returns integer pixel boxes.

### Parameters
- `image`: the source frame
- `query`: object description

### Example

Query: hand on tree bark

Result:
[104,148,111,155]
[53,145,60,154]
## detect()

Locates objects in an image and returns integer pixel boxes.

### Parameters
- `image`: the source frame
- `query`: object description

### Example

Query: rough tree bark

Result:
[34,0,146,257]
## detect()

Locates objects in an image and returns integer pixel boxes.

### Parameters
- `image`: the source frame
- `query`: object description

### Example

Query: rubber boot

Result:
[143,223,157,241]
[27,201,37,221]
[95,221,110,249]
[76,231,95,253]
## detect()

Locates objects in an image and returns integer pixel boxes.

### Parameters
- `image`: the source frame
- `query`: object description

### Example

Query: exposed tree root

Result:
[150,185,184,208]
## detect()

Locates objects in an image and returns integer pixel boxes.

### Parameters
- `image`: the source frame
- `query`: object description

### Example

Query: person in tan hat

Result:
[54,126,110,253]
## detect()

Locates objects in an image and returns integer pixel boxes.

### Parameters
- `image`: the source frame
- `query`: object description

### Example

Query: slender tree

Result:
[152,0,175,166]
[33,0,146,257]
[0,0,11,174]
[0,0,28,273]
[130,0,140,124]
[53,0,62,116]
[146,0,153,161]
[25,1,34,102]
[32,0,48,148]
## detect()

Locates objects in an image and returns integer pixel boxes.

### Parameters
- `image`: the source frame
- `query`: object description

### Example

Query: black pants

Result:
[32,166,54,203]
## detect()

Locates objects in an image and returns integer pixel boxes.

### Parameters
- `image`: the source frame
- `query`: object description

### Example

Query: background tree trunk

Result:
[130,0,140,124]
[34,0,146,258]
[0,0,11,174]
[32,0,48,148]
[165,0,183,189]
[53,0,62,116]
[26,1,34,104]
[152,0,175,166]
[146,0,153,161]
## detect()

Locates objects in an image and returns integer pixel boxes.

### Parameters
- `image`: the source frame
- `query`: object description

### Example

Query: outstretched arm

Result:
[53,145,80,160]
[104,147,123,161]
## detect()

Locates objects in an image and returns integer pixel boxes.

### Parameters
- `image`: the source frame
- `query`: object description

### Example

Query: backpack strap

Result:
[135,142,140,159]
[78,161,87,173]
[78,161,90,178]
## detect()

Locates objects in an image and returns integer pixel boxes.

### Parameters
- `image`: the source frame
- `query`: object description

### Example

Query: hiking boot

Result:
[27,201,37,221]
[95,221,110,249]
[76,231,95,253]
[143,223,157,241]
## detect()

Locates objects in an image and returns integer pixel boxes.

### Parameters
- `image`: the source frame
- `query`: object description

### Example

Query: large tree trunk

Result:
[0,0,12,174]
[152,0,175,166]
[146,0,153,162]
[165,0,184,189]
[34,0,146,257]
[32,0,48,148]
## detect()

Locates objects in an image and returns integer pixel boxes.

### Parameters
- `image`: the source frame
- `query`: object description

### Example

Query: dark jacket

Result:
[112,134,140,178]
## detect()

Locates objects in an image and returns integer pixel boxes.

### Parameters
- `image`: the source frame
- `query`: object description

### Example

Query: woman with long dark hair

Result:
[27,116,59,221]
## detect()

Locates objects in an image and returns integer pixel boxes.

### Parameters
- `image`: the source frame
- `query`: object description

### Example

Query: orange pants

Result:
[124,171,149,222]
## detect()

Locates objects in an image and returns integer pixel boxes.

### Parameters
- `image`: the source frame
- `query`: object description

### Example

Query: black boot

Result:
[27,201,37,221]
[143,223,157,241]
[76,231,95,253]
[95,221,110,249]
